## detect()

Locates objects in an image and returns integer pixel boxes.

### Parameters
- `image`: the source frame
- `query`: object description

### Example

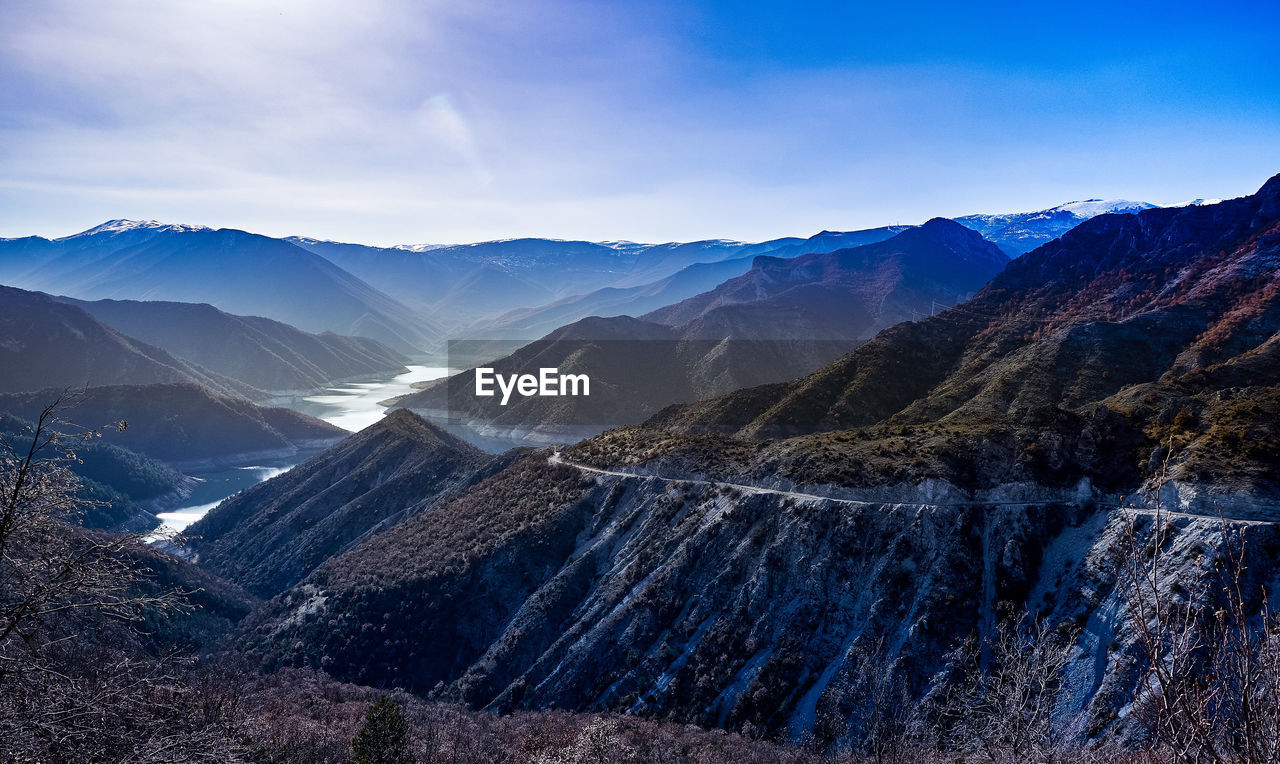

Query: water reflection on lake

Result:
[286,365,449,432]
[155,462,299,535]
[152,365,448,539]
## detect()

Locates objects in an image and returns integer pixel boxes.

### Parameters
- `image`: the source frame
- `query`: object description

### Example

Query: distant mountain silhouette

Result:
[290,235,807,331]
[61,297,408,392]
[480,225,913,341]
[0,285,259,398]
[0,221,439,354]
[956,198,1155,255]
[291,237,638,329]
[392,220,1007,438]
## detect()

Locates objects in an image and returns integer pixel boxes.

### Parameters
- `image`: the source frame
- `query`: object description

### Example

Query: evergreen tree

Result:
[350,694,411,764]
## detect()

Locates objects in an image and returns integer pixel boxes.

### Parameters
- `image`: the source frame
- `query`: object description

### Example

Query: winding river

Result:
[152,365,448,535]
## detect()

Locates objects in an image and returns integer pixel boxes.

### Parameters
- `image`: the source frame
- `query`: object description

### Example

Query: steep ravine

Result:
[246,453,1275,743]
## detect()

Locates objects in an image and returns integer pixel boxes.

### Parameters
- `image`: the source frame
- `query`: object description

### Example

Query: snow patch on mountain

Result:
[392,242,451,252]
[956,199,1158,256]
[60,219,211,240]
[1048,199,1156,218]
[1164,198,1224,208]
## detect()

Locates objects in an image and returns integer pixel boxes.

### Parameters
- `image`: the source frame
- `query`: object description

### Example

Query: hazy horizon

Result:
[4,188,1256,250]
[3,0,1278,246]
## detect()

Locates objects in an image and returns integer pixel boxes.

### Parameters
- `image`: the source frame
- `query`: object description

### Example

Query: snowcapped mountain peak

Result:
[1048,199,1156,218]
[1165,198,1224,208]
[393,243,450,252]
[956,197,1158,255]
[60,219,210,239]
[390,238,656,254]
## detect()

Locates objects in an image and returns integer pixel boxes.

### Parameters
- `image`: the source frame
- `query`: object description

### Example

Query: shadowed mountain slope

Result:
[0,411,192,531]
[0,383,344,466]
[186,409,517,598]
[0,221,438,354]
[0,285,260,399]
[62,297,408,392]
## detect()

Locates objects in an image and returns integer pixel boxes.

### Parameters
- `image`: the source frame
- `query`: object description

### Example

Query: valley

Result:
[3,175,1276,762]
[150,365,450,537]
[153,459,300,534]
[229,175,1280,751]
[5,5,1276,760]
[273,364,449,433]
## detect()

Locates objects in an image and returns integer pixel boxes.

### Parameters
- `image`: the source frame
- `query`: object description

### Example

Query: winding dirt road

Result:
[548,451,1274,524]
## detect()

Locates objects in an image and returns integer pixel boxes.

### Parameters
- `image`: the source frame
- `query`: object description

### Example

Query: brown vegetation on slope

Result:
[575,175,1280,498]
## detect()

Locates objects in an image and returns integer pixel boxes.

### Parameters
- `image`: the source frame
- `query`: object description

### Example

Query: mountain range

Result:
[233,174,1280,745]
[627,177,1278,500]
[289,197,1148,336]
[60,296,408,392]
[3,181,1246,748]
[391,219,1008,441]
[481,226,914,341]
[1,195,1152,363]
[0,221,439,355]
[954,199,1157,255]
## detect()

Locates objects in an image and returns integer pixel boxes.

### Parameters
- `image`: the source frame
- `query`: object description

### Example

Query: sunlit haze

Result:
[3,0,1278,245]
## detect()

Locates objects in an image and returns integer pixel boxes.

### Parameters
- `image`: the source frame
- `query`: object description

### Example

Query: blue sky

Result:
[2,0,1278,245]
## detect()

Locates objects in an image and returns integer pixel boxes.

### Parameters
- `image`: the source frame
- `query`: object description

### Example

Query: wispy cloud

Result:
[2,0,1278,244]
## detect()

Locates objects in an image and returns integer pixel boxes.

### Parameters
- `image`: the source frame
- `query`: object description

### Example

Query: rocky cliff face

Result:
[242,452,1275,743]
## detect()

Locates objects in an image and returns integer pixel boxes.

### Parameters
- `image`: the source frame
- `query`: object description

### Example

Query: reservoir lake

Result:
[152,365,448,535]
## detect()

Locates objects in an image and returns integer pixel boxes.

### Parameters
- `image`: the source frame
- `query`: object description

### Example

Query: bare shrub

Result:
[932,610,1075,763]
[1121,458,1280,762]
[0,398,241,761]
